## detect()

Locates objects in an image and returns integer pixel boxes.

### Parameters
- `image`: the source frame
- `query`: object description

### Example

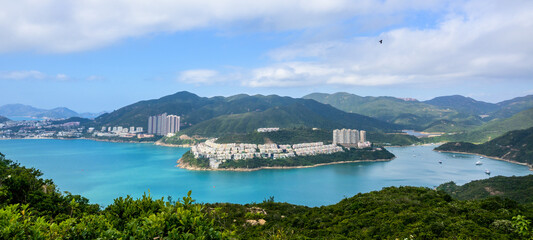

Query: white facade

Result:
[148,113,180,135]
[333,128,370,148]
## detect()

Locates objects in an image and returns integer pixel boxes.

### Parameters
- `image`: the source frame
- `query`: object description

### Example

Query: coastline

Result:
[176,157,394,172]
[154,141,193,148]
[435,150,533,171]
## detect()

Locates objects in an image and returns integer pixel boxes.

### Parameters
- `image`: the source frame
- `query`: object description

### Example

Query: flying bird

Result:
[379,40,383,44]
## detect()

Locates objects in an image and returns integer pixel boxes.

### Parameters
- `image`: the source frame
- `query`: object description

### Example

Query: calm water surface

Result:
[0,139,530,207]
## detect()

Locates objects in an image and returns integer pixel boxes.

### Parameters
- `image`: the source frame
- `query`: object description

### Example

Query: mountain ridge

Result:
[0,103,103,119]
[95,91,401,136]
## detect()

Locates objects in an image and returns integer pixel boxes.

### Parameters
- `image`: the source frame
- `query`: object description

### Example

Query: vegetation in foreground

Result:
[2,152,533,239]
[438,175,533,204]
[435,126,533,167]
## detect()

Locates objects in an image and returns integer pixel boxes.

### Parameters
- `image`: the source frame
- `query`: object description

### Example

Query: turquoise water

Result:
[0,139,530,207]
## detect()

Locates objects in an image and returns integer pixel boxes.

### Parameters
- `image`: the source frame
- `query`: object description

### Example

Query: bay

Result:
[0,139,530,207]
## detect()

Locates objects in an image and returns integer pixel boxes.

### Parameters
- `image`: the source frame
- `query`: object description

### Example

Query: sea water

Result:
[0,139,530,207]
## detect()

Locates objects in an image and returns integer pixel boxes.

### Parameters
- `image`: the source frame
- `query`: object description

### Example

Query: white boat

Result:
[438,160,442,164]
[475,161,483,165]
[485,169,491,175]
[480,156,484,159]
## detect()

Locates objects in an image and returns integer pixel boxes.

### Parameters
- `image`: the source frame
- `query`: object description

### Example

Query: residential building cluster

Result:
[333,129,371,148]
[0,119,84,139]
[191,139,343,169]
[92,126,144,138]
[148,113,180,136]
[257,127,279,132]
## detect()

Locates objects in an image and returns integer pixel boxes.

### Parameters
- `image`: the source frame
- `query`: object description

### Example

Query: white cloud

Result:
[0,0,447,53]
[0,70,46,80]
[245,0,533,87]
[178,69,220,84]
[0,70,72,81]
[55,74,69,81]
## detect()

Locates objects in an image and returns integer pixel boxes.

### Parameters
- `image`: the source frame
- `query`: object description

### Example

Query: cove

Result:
[0,139,530,207]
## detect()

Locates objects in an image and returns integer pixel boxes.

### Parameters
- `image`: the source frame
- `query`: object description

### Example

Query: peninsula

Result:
[177,128,395,171]
[435,127,533,170]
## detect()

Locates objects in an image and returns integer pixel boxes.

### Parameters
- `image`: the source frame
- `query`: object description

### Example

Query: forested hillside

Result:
[435,127,533,168]
[95,91,399,137]
[304,92,484,131]
[213,128,421,146]
[438,175,533,203]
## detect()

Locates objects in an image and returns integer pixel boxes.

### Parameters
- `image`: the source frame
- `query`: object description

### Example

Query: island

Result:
[177,128,395,171]
[435,127,533,170]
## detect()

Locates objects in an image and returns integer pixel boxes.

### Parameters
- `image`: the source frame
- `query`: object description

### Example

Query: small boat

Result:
[476,161,483,165]
[452,155,456,158]
[438,160,442,164]
[480,156,484,159]
[485,169,491,175]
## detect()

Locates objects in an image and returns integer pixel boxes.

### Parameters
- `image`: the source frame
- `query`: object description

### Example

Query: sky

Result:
[0,0,532,113]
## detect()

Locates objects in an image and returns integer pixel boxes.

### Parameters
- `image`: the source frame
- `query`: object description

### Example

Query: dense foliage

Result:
[205,186,533,239]
[438,175,533,203]
[215,128,421,146]
[435,127,533,167]
[2,152,533,239]
[217,147,395,169]
[303,92,485,131]
[93,91,399,135]
[428,107,533,143]
[215,128,332,145]
[0,153,99,221]
[181,151,210,168]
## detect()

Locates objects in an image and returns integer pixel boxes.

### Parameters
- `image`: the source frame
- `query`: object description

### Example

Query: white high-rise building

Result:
[147,113,180,135]
[333,129,368,146]
[166,115,180,134]
[360,130,366,143]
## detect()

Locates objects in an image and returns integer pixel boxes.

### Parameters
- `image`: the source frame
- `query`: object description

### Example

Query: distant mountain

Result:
[0,115,9,123]
[0,104,102,120]
[94,91,400,136]
[491,95,533,120]
[303,92,483,131]
[34,107,78,119]
[0,104,44,117]
[423,95,499,116]
[435,107,533,143]
[435,126,533,168]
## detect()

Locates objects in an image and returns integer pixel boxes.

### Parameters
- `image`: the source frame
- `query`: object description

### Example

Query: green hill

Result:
[423,95,499,116]
[435,126,533,168]
[214,128,421,146]
[303,92,483,131]
[177,101,399,137]
[491,95,533,120]
[95,92,399,134]
[432,107,533,143]
[438,175,533,204]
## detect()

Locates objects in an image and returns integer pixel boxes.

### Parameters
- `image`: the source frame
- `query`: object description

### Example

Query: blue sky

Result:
[1,0,532,112]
